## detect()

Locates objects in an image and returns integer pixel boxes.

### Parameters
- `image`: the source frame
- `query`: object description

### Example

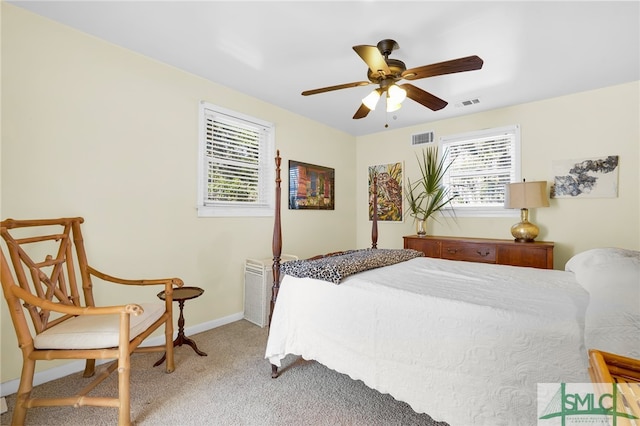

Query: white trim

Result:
[440,124,519,145]
[197,204,274,218]
[0,312,244,397]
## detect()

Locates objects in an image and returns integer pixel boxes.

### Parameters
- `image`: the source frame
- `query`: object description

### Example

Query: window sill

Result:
[197,205,274,218]
[442,207,520,218]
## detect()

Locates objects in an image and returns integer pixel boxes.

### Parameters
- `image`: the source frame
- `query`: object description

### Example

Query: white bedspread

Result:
[265,257,590,426]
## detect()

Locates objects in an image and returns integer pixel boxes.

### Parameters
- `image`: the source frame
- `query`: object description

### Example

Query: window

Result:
[440,125,521,217]
[198,102,275,217]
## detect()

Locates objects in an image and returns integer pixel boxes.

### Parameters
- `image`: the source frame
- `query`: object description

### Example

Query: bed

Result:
[265,151,640,425]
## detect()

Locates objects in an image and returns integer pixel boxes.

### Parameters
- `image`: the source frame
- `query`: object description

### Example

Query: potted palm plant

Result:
[406,146,457,236]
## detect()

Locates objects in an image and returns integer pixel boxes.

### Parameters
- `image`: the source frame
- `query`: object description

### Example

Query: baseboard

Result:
[0,312,244,397]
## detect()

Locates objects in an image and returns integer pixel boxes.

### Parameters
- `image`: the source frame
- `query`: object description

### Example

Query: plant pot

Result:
[416,219,427,236]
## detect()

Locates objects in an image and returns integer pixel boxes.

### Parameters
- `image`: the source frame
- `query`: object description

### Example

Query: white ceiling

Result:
[10,1,640,137]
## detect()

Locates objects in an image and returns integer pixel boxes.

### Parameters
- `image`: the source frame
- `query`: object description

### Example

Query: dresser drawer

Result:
[441,241,496,263]
[404,237,441,258]
[496,245,551,269]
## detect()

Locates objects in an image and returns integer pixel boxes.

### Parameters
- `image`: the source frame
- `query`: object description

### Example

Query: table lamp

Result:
[504,180,550,242]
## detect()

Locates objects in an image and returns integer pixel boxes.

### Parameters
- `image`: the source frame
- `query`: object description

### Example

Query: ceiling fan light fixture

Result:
[386,99,402,112]
[388,84,407,104]
[362,89,381,110]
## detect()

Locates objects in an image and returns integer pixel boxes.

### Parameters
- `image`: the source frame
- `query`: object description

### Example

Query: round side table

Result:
[154,286,207,367]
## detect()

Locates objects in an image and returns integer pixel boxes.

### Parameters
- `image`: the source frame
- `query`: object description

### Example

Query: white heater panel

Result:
[243,255,297,327]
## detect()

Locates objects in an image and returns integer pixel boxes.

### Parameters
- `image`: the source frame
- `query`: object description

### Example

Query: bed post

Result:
[371,172,378,249]
[270,150,282,378]
[270,150,282,326]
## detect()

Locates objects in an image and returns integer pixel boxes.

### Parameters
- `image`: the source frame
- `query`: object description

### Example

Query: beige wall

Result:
[356,82,640,266]
[1,3,639,389]
[1,4,356,385]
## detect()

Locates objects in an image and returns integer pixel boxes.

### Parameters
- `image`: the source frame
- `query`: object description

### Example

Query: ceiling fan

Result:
[301,39,484,119]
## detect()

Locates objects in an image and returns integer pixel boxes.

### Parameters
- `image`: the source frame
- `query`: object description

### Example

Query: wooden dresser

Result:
[403,235,554,269]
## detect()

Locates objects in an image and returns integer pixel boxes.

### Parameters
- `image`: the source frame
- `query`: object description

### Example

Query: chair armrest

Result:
[88,266,184,288]
[11,285,144,316]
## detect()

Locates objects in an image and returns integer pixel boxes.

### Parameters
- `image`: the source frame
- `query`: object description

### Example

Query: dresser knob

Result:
[477,250,490,257]
[447,248,458,254]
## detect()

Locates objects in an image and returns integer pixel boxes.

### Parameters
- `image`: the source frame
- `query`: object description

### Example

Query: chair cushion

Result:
[34,303,166,350]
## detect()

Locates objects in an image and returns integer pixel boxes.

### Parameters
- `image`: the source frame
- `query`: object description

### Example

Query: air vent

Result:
[456,98,481,108]
[411,131,435,146]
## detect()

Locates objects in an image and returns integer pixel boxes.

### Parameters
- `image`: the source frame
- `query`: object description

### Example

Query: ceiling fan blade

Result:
[353,103,371,119]
[402,55,484,80]
[401,83,448,111]
[353,45,391,76]
[302,81,371,96]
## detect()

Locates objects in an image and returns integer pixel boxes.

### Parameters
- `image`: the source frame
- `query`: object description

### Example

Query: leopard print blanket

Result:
[280,248,424,284]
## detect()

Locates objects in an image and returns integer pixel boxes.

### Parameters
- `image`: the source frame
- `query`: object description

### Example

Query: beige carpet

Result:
[1,320,447,425]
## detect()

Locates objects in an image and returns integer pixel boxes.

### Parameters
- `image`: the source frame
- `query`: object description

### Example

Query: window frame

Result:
[197,102,275,218]
[439,124,521,218]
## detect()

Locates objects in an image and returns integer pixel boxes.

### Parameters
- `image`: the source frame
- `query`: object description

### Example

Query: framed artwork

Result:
[288,160,335,210]
[368,162,403,222]
[551,155,619,198]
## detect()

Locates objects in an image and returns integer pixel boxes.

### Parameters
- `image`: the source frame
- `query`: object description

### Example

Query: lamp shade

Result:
[362,90,381,110]
[505,181,550,209]
[387,84,407,103]
[386,99,402,112]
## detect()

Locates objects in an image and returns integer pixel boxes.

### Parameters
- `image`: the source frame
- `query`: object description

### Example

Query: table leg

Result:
[154,299,207,367]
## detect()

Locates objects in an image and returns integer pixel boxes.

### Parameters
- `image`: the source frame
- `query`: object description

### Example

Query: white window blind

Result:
[198,103,274,217]
[440,125,520,217]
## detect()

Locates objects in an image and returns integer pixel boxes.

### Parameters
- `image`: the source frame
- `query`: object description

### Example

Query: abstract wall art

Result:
[551,155,619,198]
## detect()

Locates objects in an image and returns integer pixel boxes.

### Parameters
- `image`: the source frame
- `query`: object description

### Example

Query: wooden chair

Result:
[588,349,640,423]
[0,217,183,425]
